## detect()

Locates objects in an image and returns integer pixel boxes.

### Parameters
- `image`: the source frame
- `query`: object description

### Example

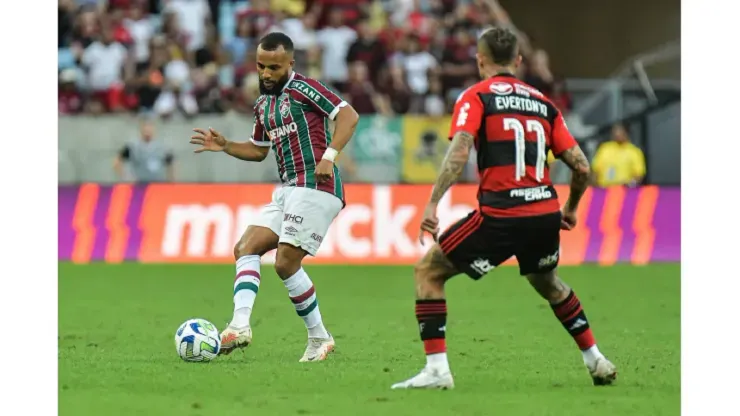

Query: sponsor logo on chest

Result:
[509,186,553,201]
[269,122,298,140]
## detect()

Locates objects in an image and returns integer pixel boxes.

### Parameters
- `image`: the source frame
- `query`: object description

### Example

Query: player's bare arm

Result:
[418,131,476,243]
[315,105,359,183]
[430,131,476,204]
[559,145,591,229]
[190,127,269,162]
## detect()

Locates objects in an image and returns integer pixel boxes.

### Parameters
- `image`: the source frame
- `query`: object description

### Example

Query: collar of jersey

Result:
[282,71,296,92]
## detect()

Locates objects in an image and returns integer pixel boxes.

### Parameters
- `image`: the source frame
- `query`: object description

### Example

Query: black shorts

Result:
[438,210,562,278]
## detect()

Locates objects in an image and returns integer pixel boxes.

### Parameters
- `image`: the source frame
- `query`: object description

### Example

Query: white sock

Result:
[582,345,604,367]
[283,268,329,339]
[426,353,450,372]
[232,307,252,329]
[231,255,261,328]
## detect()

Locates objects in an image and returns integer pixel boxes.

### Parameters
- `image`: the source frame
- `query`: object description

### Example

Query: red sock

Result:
[551,290,596,350]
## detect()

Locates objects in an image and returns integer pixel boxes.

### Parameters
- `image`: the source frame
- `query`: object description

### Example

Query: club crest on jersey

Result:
[259,98,268,114]
[279,94,291,118]
[490,82,514,95]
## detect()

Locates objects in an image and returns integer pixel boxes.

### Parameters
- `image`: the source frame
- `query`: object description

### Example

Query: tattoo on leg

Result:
[428,246,456,271]
[415,246,458,299]
[527,271,570,303]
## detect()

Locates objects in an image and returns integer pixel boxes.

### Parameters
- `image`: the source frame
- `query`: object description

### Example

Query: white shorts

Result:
[253,186,343,256]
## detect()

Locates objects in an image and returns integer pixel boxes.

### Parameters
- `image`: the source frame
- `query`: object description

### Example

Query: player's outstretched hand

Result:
[190,127,227,153]
[561,208,578,230]
[418,203,440,245]
[315,159,334,183]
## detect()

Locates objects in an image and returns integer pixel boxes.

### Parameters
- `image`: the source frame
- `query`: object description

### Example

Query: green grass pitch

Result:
[59,263,680,416]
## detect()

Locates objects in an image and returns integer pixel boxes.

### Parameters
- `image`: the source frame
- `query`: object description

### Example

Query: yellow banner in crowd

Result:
[401,116,453,183]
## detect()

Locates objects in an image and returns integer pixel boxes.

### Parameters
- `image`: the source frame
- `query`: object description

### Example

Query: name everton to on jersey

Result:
[494,96,548,118]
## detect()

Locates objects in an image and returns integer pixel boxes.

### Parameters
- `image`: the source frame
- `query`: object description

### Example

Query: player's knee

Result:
[233,239,255,259]
[274,245,304,280]
[274,256,301,280]
[413,257,445,288]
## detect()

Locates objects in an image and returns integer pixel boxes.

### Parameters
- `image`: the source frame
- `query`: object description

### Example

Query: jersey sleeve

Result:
[250,107,271,147]
[448,88,484,140]
[292,78,348,120]
[550,111,578,156]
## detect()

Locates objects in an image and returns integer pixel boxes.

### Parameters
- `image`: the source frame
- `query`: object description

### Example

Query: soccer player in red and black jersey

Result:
[391,28,617,390]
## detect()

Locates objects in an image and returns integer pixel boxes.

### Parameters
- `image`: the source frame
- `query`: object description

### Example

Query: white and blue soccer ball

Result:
[174,318,221,362]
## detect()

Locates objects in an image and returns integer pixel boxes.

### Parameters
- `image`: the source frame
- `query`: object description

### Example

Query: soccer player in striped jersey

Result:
[391,28,617,389]
[189,32,359,362]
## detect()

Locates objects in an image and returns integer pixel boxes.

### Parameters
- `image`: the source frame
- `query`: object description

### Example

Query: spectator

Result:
[124,1,155,71]
[267,12,319,75]
[81,24,129,113]
[346,19,387,86]
[424,77,445,117]
[390,34,439,113]
[114,119,175,183]
[72,6,100,48]
[161,10,189,61]
[270,0,307,17]
[59,0,76,48]
[389,0,415,28]
[237,0,275,38]
[59,69,84,116]
[164,0,213,54]
[524,49,554,97]
[550,77,573,113]
[591,124,647,188]
[226,17,254,67]
[384,63,412,114]
[153,54,199,118]
[130,35,168,114]
[108,7,133,46]
[55,0,565,122]
[316,8,357,92]
[343,61,392,116]
[440,26,477,104]
[192,29,227,114]
[312,0,369,29]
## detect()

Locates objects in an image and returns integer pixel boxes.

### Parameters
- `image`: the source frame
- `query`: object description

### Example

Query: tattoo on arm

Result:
[560,145,591,211]
[429,131,475,204]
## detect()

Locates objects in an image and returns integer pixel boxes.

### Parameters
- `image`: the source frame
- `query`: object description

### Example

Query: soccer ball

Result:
[174,318,221,362]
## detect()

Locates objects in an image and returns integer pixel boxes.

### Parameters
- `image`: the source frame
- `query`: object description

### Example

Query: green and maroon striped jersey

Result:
[250,72,347,203]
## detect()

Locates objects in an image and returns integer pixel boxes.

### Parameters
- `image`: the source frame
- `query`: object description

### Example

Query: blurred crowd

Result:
[58,0,574,118]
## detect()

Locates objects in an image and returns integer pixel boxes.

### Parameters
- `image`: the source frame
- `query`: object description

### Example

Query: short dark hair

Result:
[478,27,519,65]
[258,32,294,53]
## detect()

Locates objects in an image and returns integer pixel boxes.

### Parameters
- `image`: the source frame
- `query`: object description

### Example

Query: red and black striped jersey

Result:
[448,73,577,218]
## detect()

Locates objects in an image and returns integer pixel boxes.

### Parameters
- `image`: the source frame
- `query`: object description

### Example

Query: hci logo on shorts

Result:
[284,213,304,224]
